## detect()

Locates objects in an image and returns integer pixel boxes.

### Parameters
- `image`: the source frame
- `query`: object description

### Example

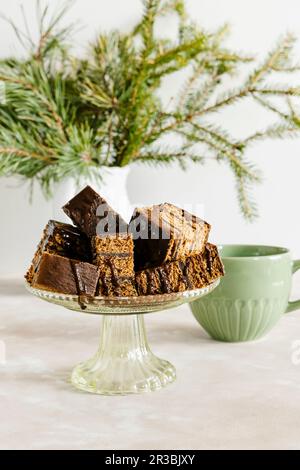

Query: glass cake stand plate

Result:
[26,279,220,395]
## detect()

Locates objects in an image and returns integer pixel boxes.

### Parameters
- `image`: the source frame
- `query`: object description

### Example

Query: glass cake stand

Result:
[26,279,220,395]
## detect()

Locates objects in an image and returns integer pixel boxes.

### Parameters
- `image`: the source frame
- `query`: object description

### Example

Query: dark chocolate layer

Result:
[63,186,128,238]
[25,220,91,284]
[32,253,99,296]
[129,203,211,271]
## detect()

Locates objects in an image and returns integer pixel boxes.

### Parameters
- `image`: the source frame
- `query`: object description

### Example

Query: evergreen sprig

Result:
[0,0,300,218]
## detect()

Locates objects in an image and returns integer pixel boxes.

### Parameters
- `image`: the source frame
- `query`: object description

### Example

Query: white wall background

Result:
[1,0,300,275]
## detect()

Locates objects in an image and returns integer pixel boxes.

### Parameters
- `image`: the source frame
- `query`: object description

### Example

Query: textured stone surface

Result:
[1,277,300,450]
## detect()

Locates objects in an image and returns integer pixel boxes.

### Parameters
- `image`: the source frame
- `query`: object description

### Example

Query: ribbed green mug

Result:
[190,245,300,342]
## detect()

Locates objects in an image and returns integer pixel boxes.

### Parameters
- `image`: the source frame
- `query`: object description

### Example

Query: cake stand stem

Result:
[71,314,176,395]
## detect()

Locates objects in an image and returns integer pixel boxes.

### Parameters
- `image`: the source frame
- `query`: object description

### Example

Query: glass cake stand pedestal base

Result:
[26,279,220,395]
[71,314,176,395]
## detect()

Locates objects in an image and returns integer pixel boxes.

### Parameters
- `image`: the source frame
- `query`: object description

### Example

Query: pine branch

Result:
[243,122,299,145]
[179,129,260,182]
[137,150,205,162]
[252,95,291,121]
[1,0,300,220]
[36,0,75,54]
[236,177,258,221]
[146,34,207,76]
[190,121,240,151]
[197,87,252,115]
[158,0,186,18]
[247,34,297,85]
[80,79,116,109]
[139,0,161,51]
[0,147,52,162]
[136,150,205,170]
[254,85,300,96]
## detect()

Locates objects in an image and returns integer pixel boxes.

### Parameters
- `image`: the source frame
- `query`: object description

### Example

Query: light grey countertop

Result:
[1,277,300,450]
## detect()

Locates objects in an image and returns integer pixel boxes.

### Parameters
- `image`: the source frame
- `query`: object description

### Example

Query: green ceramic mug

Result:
[190,245,300,342]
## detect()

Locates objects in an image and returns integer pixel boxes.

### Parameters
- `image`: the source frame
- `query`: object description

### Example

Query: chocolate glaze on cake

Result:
[63,186,136,296]
[135,243,224,295]
[31,253,99,297]
[25,220,91,284]
[63,185,128,238]
[129,203,211,271]
[92,233,137,297]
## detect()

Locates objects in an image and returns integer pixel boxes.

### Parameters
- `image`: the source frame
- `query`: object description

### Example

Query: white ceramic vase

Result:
[52,166,132,223]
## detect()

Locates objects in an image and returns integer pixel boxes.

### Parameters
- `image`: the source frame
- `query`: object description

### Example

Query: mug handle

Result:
[286,260,300,313]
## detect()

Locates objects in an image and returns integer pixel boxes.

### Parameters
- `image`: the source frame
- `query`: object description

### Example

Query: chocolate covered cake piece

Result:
[129,203,211,271]
[135,243,224,296]
[63,185,128,238]
[25,220,91,284]
[31,253,99,296]
[64,186,136,296]
[92,234,137,296]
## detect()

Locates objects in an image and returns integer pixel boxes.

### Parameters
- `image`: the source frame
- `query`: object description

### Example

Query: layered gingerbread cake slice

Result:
[63,185,128,238]
[92,234,137,297]
[135,243,224,296]
[31,252,99,296]
[63,186,136,296]
[25,220,92,285]
[129,203,211,271]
